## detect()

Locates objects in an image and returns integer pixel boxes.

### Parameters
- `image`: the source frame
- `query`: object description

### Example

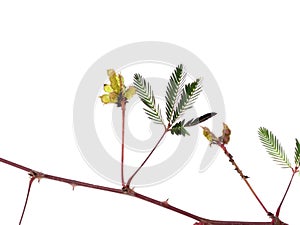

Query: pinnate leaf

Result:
[258,127,292,169]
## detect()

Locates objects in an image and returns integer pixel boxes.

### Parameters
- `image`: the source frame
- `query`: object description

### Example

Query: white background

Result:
[0,1,300,224]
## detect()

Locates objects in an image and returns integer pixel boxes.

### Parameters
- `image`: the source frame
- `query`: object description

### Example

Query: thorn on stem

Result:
[28,170,44,183]
[161,198,169,207]
[70,183,76,190]
[122,186,128,193]
[121,186,135,196]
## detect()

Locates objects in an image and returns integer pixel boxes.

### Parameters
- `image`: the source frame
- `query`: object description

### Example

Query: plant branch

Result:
[0,157,124,194]
[126,127,169,187]
[217,143,290,224]
[133,192,274,225]
[275,167,298,217]
[0,156,281,224]
[121,99,126,187]
[19,176,35,225]
[218,143,270,215]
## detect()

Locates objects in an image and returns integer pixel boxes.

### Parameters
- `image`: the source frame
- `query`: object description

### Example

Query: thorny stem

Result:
[218,143,269,215]
[217,143,289,224]
[19,176,34,225]
[275,167,298,217]
[0,156,281,225]
[133,192,273,225]
[121,99,126,187]
[126,126,169,187]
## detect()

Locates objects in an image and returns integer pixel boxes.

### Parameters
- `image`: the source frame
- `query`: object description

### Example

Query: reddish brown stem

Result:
[0,157,124,194]
[275,168,298,217]
[126,128,169,187]
[0,157,31,172]
[19,176,35,225]
[0,157,278,224]
[134,192,273,225]
[218,143,269,215]
[121,99,126,187]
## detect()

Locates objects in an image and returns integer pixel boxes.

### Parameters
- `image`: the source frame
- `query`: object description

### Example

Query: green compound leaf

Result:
[165,64,186,123]
[294,138,300,167]
[184,112,217,127]
[133,74,164,125]
[258,127,292,169]
[170,121,190,136]
[171,79,202,124]
[170,112,217,137]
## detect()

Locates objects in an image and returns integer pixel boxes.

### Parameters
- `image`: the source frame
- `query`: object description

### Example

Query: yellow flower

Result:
[124,86,136,100]
[99,69,136,105]
[202,127,213,141]
[201,126,218,145]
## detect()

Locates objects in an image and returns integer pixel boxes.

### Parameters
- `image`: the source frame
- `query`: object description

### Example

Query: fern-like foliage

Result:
[165,64,186,123]
[294,138,300,167]
[171,79,202,124]
[258,127,292,169]
[133,65,208,134]
[133,74,164,125]
[170,113,217,136]
[170,121,189,136]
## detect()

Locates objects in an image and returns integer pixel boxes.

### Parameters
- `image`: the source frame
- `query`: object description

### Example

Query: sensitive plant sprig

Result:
[99,69,136,186]
[127,64,216,186]
[3,64,297,224]
[98,65,216,188]
[201,124,291,225]
[258,127,300,218]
